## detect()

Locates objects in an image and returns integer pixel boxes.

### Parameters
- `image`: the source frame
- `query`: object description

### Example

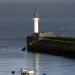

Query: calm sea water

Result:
[0,1,75,75]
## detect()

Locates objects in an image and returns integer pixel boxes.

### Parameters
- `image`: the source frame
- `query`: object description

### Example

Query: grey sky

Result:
[0,0,74,2]
[0,0,75,3]
[0,0,48,2]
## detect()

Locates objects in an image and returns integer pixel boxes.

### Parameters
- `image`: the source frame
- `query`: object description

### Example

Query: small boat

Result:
[21,68,35,75]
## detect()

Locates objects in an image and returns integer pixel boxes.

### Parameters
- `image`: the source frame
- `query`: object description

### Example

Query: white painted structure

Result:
[33,12,39,33]
[21,68,35,75]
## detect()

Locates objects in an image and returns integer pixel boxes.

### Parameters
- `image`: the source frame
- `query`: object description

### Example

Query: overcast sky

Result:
[0,0,49,1]
[0,0,74,2]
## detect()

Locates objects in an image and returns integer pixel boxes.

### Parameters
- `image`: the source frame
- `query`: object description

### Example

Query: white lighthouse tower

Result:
[33,12,39,33]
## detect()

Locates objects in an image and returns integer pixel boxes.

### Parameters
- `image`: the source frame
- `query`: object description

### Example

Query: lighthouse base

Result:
[26,32,75,58]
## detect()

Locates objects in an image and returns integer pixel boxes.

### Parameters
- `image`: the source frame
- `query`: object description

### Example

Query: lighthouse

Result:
[33,12,39,33]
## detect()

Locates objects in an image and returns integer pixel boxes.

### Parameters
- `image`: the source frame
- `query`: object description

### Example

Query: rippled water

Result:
[0,1,75,75]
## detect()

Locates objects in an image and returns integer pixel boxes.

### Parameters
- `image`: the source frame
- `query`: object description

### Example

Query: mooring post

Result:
[35,53,40,75]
